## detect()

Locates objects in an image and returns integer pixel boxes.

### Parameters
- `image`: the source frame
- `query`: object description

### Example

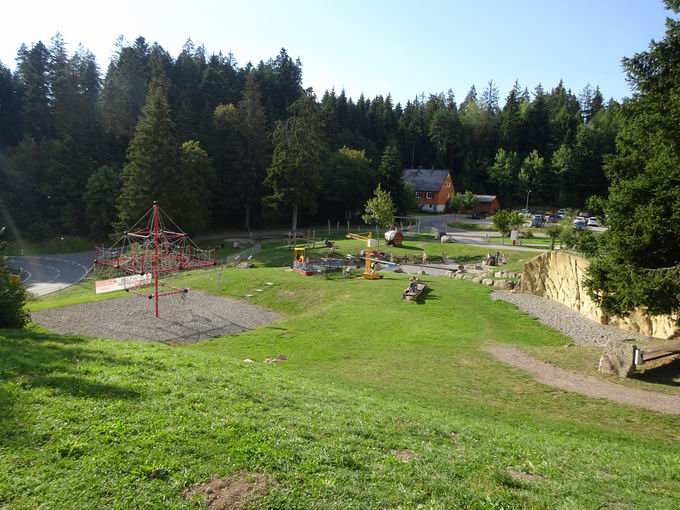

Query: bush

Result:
[0,242,29,328]
[544,224,562,249]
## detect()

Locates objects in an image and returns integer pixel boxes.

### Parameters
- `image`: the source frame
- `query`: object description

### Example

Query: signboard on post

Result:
[95,273,152,294]
[510,230,519,246]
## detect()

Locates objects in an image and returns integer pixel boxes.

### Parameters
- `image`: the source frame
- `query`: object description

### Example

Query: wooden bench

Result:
[402,281,427,301]
[634,340,680,367]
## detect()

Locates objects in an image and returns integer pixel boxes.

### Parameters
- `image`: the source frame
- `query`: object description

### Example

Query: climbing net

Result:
[95,203,216,315]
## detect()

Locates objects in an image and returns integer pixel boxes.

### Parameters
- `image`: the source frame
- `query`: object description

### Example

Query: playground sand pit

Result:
[32,291,280,345]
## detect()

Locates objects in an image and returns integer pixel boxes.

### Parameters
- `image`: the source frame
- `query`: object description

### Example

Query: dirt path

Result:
[484,345,680,414]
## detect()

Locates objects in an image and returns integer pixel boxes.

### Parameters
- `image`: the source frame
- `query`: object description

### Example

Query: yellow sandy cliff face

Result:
[521,251,678,339]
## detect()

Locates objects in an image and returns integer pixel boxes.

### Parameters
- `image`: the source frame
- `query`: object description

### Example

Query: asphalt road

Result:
[7,252,94,296]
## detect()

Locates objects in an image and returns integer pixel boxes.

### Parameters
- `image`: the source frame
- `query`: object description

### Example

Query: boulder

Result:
[481,278,494,286]
[598,340,636,377]
[494,271,506,278]
[493,279,514,290]
[472,277,482,284]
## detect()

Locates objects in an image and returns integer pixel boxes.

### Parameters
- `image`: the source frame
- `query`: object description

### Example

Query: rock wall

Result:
[521,251,679,339]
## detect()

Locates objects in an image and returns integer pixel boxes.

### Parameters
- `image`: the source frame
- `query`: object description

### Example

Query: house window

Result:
[415,191,421,198]
[445,180,451,188]
[447,193,451,199]
[426,192,433,199]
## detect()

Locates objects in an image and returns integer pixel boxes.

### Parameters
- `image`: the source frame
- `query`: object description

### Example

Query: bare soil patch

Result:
[31,290,279,344]
[183,472,275,510]
[485,345,680,414]
[392,449,417,462]
[507,469,545,483]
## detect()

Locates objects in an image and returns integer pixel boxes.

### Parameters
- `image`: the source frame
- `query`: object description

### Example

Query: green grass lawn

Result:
[2,266,680,508]
[248,233,534,273]
[487,236,553,248]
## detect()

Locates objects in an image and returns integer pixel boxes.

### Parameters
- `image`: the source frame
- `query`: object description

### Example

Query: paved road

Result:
[7,252,94,296]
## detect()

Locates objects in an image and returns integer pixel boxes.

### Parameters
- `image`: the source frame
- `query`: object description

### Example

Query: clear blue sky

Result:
[1,0,672,104]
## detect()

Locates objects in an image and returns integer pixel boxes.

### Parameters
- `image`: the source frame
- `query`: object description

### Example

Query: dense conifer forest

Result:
[0,34,619,240]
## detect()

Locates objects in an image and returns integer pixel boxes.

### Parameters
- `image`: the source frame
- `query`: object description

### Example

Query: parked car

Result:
[545,214,558,223]
[531,215,544,228]
[578,211,590,218]
[587,217,599,227]
[468,211,486,219]
[573,217,587,230]
[557,208,567,216]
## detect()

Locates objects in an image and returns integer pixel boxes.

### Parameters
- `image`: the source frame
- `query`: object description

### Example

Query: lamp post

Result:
[525,190,532,213]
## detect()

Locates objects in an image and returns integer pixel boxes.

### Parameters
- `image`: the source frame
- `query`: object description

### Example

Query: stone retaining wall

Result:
[521,251,678,339]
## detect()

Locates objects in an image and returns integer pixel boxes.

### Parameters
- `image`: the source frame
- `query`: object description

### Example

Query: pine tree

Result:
[101,36,152,140]
[84,165,121,237]
[377,144,407,214]
[265,93,323,234]
[16,41,53,139]
[587,2,680,318]
[235,72,270,230]
[179,140,215,233]
[115,83,182,231]
[0,61,22,146]
[480,80,500,115]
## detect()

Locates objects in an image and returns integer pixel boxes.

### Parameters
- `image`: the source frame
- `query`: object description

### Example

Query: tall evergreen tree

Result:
[178,140,215,233]
[587,1,680,319]
[16,41,53,140]
[115,82,183,231]
[265,93,323,234]
[84,165,121,237]
[377,144,407,213]
[0,62,22,146]
[234,73,270,230]
[100,36,152,140]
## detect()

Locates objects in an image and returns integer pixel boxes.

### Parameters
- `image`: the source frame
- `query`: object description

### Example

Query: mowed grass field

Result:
[2,244,679,508]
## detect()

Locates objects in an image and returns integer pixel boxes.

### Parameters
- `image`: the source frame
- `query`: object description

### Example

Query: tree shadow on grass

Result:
[451,254,486,264]
[0,328,142,445]
[633,358,680,388]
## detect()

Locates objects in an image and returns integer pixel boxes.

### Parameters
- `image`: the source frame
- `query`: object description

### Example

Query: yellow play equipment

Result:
[346,232,382,280]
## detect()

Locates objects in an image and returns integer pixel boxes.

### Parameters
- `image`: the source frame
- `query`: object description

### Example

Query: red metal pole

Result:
[154,202,159,318]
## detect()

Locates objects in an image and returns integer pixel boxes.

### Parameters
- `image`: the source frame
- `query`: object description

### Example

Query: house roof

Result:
[475,194,498,203]
[401,168,450,192]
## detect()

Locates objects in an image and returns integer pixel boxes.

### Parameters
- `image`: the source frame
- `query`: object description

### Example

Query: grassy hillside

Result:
[2,266,679,508]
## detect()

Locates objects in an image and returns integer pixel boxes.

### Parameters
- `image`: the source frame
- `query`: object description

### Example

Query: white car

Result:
[587,217,599,227]
[573,217,587,230]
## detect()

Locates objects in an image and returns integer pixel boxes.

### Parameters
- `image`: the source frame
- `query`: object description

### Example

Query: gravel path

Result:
[32,291,280,345]
[490,291,649,346]
[484,345,680,414]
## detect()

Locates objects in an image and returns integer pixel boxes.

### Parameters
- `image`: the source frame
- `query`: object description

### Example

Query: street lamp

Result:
[525,190,532,213]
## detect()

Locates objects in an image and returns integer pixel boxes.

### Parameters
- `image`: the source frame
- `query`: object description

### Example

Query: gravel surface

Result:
[485,345,680,414]
[490,290,649,346]
[32,291,280,345]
